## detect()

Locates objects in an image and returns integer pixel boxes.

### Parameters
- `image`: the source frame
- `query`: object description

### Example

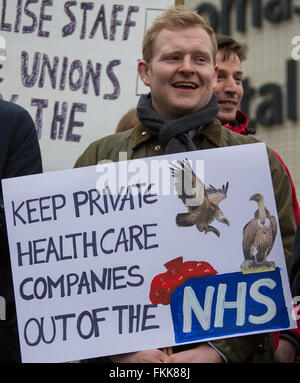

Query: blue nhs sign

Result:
[170,268,289,343]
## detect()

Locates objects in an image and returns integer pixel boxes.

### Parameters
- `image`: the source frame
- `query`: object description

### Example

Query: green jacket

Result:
[75,119,296,363]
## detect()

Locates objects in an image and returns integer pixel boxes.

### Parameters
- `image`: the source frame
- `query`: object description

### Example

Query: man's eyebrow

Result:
[218,69,243,76]
[160,45,211,54]
[158,49,180,57]
[165,50,182,55]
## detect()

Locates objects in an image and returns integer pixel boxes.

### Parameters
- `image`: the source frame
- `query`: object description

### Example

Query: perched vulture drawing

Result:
[242,193,277,267]
[170,159,229,237]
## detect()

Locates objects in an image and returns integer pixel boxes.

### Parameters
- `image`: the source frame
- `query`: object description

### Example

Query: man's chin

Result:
[173,101,212,117]
[218,110,236,125]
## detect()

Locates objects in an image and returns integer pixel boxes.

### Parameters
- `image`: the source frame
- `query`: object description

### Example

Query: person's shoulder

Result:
[0,99,28,118]
[221,124,260,146]
[221,125,282,166]
[91,128,133,151]
[74,129,134,168]
[0,100,35,135]
[0,101,37,146]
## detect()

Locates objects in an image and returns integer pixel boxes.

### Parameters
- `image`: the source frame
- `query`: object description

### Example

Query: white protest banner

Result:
[0,0,173,171]
[2,143,297,363]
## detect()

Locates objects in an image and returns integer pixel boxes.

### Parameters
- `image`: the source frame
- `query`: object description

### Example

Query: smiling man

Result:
[214,41,245,126]
[214,35,300,362]
[137,26,217,119]
[214,35,300,225]
[75,6,296,363]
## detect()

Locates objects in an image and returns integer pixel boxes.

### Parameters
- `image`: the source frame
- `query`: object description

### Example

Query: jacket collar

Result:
[131,123,152,149]
[224,110,249,135]
[236,110,249,127]
[131,119,223,150]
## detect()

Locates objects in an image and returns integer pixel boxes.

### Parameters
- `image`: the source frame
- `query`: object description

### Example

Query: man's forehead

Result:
[155,27,214,56]
[216,51,242,65]
[216,52,242,71]
[157,27,212,45]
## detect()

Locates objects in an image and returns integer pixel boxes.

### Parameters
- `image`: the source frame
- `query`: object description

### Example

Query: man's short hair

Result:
[142,5,217,65]
[216,34,248,62]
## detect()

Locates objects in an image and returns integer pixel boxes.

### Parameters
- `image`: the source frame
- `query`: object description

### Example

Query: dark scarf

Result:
[136,93,220,154]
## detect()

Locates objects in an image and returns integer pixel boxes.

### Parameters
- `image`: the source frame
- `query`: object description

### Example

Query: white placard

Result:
[2,143,296,363]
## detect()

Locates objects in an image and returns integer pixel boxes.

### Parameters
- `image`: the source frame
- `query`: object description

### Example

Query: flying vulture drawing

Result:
[241,192,277,271]
[170,159,229,237]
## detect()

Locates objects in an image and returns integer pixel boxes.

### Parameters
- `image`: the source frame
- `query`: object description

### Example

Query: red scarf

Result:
[224,110,248,135]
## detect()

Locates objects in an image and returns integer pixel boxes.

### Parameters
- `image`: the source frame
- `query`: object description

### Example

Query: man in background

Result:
[214,34,300,362]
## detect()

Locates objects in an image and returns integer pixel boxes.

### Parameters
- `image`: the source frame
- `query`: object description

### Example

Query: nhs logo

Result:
[170,268,288,343]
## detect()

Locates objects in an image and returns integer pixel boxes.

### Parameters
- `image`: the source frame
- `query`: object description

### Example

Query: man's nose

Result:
[178,56,194,73]
[224,77,237,92]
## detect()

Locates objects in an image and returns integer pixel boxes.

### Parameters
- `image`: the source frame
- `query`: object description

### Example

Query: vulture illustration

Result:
[170,159,229,237]
[242,193,277,268]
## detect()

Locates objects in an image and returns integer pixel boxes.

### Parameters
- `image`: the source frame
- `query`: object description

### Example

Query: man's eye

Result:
[194,57,206,63]
[235,78,242,83]
[166,56,180,61]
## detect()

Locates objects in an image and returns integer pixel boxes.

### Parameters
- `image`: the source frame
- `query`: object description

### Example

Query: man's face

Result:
[214,52,243,125]
[138,26,217,119]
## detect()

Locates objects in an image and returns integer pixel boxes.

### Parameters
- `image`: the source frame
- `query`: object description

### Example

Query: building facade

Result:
[185,0,300,199]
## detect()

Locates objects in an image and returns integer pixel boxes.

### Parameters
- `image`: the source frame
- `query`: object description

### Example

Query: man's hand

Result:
[275,338,296,363]
[170,343,224,363]
[108,349,171,363]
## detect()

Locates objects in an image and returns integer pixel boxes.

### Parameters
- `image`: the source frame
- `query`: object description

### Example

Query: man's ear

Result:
[138,60,151,86]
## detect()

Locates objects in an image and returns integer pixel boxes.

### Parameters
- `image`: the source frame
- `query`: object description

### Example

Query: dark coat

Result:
[290,221,300,298]
[0,99,42,362]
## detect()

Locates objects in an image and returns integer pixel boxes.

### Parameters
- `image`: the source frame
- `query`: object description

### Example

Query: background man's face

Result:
[214,52,243,125]
[138,26,217,119]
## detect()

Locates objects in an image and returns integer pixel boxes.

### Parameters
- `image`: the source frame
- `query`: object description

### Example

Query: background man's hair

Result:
[142,5,217,65]
[216,34,248,62]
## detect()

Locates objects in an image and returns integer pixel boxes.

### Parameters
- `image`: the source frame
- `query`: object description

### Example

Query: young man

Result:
[215,35,300,225]
[0,99,42,362]
[214,34,300,362]
[75,6,296,363]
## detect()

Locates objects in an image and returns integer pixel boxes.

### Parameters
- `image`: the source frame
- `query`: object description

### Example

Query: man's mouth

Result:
[172,82,198,89]
[219,100,237,106]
